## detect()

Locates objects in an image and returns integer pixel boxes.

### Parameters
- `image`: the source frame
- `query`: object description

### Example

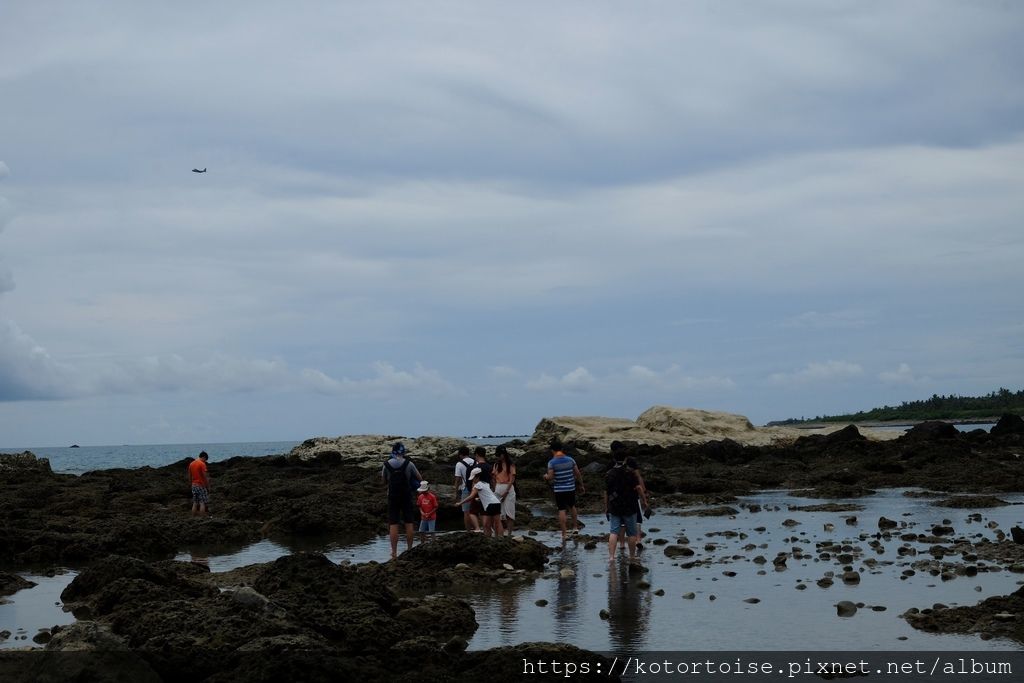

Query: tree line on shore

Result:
[771,387,1024,425]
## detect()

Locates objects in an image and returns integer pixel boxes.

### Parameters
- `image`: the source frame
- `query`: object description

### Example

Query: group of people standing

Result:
[381,442,518,560]
[381,438,650,563]
[452,444,518,536]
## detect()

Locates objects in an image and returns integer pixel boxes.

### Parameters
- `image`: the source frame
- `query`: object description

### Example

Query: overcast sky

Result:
[1,0,1022,447]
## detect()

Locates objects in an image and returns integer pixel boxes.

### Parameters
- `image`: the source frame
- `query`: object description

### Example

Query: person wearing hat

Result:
[456,466,504,537]
[382,442,421,560]
[416,480,439,543]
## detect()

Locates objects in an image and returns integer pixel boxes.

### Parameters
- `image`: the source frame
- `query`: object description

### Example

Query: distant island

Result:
[769,387,1024,426]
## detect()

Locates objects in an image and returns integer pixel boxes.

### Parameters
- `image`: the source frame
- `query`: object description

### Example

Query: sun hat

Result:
[468,467,482,480]
[417,481,429,492]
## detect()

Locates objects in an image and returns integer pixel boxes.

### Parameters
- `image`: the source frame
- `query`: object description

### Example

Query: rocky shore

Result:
[2,409,1024,671]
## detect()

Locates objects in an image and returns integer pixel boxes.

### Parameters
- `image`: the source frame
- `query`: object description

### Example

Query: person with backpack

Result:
[382,442,422,560]
[452,445,479,531]
[605,443,647,565]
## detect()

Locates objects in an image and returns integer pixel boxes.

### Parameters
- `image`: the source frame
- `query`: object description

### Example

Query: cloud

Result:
[489,365,521,379]
[781,310,874,330]
[0,320,76,401]
[626,364,736,391]
[526,366,597,393]
[769,360,864,386]
[878,363,931,385]
[0,329,458,402]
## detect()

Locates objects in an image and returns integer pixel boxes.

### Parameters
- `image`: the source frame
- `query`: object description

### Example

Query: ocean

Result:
[0,436,518,475]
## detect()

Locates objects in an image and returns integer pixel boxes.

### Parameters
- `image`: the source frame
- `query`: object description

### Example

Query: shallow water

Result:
[3,489,1023,652]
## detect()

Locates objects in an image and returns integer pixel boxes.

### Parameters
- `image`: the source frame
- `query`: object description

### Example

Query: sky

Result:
[1,0,1022,447]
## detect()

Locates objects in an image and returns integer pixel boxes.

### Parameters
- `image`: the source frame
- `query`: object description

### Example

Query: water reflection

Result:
[605,561,652,652]
[552,545,581,642]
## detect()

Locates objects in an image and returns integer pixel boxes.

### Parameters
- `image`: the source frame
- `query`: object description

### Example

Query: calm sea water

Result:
[0,437,515,476]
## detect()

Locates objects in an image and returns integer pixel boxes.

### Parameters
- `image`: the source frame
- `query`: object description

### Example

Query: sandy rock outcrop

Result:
[288,435,471,466]
[528,406,892,452]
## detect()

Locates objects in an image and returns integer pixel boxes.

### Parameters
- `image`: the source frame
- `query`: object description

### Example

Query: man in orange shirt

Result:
[187,451,210,517]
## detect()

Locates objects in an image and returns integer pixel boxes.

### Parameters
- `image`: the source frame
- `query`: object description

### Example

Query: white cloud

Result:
[526,366,597,393]
[489,365,521,379]
[878,363,931,385]
[781,310,874,330]
[769,360,864,386]
[0,328,459,401]
[626,364,736,391]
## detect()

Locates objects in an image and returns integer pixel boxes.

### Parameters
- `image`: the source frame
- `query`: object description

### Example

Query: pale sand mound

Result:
[289,435,471,467]
[530,405,899,451]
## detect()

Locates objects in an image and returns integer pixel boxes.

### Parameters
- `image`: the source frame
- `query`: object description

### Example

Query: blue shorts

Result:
[419,519,436,533]
[459,487,472,513]
[609,512,637,538]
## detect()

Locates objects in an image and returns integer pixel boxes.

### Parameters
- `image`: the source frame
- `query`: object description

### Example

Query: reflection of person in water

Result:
[604,562,652,652]
[551,549,586,643]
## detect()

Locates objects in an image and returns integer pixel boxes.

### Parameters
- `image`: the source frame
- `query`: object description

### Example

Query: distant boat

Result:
[69,444,80,448]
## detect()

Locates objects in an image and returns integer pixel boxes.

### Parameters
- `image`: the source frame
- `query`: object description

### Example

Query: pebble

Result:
[743,597,761,604]
[682,592,696,599]
[599,609,610,620]
[502,563,514,571]
[535,599,548,607]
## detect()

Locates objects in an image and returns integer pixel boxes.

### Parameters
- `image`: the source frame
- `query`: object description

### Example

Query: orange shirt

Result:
[188,458,208,487]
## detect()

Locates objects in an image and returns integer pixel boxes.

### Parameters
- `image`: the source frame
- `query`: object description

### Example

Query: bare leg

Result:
[608,532,620,562]
[494,516,504,537]
[570,506,578,534]
[558,509,568,542]
[389,523,399,560]
[405,523,414,552]
[627,535,638,563]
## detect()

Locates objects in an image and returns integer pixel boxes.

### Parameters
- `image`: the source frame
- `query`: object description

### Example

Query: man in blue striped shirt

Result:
[543,439,585,542]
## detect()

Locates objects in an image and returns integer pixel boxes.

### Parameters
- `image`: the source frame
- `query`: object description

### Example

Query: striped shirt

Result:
[548,453,577,493]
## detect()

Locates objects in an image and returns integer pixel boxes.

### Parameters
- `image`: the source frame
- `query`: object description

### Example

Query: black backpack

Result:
[606,464,638,516]
[458,456,475,485]
[385,459,412,499]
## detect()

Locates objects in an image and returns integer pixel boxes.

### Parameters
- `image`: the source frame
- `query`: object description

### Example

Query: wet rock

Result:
[933,496,1009,508]
[990,413,1024,437]
[903,421,961,441]
[817,577,834,588]
[599,609,610,619]
[664,545,694,559]
[1011,527,1024,545]
[842,571,861,585]
[535,599,548,607]
[878,517,898,530]
[744,597,760,604]
[671,506,739,517]
[32,630,52,644]
[0,572,36,597]
[682,592,695,599]
[836,601,858,617]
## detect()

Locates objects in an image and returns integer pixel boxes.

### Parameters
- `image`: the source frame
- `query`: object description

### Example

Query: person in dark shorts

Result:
[543,439,585,542]
[382,442,422,560]
[468,446,492,522]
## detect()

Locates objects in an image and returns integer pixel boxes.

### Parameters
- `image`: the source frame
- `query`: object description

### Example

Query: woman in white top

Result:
[457,467,504,537]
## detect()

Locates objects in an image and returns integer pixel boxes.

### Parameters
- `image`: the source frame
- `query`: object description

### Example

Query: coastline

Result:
[2,412,1023,677]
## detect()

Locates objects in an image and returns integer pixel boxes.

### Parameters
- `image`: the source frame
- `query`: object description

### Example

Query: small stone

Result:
[637,580,651,590]
[993,612,1016,621]
[744,597,761,604]
[454,563,470,570]
[502,563,514,571]
[535,599,548,607]
[599,609,610,619]
[559,568,575,579]
[654,589,665,596]
[842,571,861,585]
[682,592,696,599]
